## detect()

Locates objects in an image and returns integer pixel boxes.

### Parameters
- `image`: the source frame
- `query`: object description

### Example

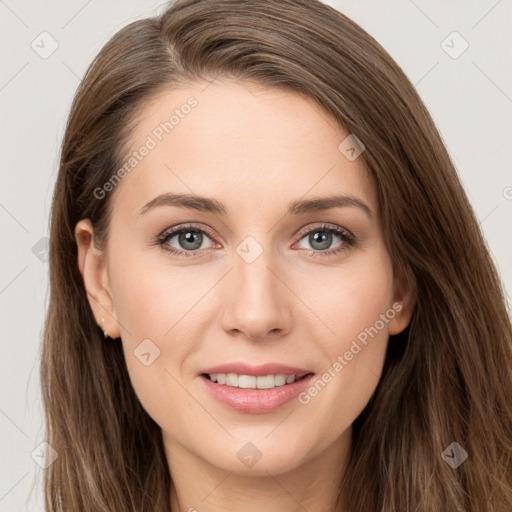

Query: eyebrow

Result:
[138,192,374,218]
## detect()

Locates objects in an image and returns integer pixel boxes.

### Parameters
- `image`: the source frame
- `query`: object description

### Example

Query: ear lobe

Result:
[388,272,416,336]
[75,219,120,339]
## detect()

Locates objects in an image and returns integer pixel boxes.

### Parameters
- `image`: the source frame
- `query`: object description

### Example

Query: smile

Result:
[199,371,315,414]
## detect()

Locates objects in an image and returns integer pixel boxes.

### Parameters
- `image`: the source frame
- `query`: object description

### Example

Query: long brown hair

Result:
[41,0,512,510]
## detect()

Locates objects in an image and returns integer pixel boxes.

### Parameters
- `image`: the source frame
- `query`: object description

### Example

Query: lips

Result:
[198,362,315,414]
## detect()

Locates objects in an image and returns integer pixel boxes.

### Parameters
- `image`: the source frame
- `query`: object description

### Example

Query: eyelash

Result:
[155,223,356,260]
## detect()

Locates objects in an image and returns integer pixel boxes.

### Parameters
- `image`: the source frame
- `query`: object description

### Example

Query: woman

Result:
[41,0,512,510]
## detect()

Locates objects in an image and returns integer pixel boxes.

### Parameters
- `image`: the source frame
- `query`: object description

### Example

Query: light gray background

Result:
[1,0,511,510]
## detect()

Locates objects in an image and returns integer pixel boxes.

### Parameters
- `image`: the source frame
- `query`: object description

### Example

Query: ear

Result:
[388,271,416,336]
[75,219,120,339]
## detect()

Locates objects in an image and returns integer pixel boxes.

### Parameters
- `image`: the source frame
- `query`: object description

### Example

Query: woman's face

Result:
[78,80,413,477]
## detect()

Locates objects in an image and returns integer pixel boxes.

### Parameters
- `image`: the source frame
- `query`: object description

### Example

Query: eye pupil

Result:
[310,231,332,251]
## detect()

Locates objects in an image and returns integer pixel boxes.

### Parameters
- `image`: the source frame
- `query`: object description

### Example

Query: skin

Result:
[76,79,415,512]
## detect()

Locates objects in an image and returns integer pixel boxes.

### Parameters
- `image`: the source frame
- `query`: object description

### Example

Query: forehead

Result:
[110,80,376,219]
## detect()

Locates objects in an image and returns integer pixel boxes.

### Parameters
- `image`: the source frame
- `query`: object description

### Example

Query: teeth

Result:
[207,373,298,389]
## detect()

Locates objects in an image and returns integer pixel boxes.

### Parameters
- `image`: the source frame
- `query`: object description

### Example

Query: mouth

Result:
[198,366,315,414]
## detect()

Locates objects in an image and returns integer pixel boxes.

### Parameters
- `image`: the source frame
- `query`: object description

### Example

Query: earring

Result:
[101,317,110,339]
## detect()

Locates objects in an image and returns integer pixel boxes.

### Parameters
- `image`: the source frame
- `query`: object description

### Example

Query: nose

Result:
[221,246,293,341]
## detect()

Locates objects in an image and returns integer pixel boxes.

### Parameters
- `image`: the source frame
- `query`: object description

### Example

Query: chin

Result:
[200,436,312,476]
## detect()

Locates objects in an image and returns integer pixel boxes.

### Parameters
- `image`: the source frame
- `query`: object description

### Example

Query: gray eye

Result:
[166,229,213,251]
[297,230,342,251]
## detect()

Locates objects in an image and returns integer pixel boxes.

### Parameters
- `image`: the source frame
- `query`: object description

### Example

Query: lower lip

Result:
[199,374,315,414]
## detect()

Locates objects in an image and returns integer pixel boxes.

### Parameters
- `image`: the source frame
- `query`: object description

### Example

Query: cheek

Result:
[293,248,394,436]
[107,244,221,392]
[297,245,395,355]
[109,247,204,344]
[108,255,201,429]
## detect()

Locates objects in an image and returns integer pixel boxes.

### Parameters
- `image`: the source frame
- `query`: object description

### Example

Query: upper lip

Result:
[200,363,313,378]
